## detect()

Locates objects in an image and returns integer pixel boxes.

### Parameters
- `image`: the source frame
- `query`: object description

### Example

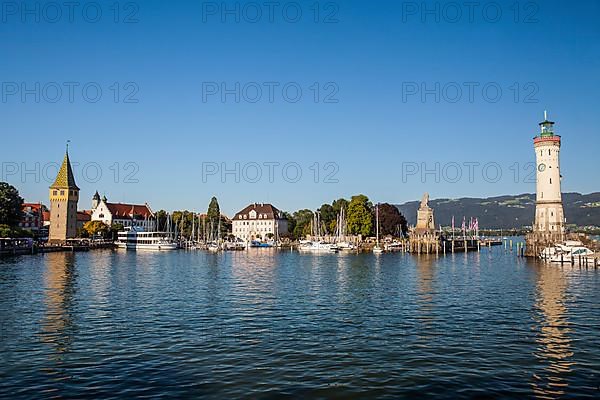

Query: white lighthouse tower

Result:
[533,111,564,238]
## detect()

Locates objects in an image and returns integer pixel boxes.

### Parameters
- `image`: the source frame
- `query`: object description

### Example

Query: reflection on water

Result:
[40,252,78,361]
[1,248,599,398]
[415,254,435,329]
[531,263,574,399]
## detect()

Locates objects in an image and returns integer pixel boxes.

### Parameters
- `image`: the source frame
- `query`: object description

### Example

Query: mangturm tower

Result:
[533,111,564,238]
[49,145,79,243]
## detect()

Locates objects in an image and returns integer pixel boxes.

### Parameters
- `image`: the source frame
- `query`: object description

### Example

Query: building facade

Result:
[90,193,156,231]
[232,203,288,241]
[533,112,565,239]
[19,203,47,233]
[49,149,79,243]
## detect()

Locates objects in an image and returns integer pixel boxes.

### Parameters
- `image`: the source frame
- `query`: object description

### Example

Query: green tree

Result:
[0,224,32,238]
[206,196,221,238]
[110,223,125,240]
[378,203,408,237]
[346,194,373,237]
[332,198,349,215]
[83,221,110,237]
[77,227,90,238]
[318,204,336,235]
[0,182,24,227]
[330,198,349,234]
[172,211,195,238]
[292,209,314,239]
[207,197,220,225]
[155,210,168,231]
[283,211,295,236]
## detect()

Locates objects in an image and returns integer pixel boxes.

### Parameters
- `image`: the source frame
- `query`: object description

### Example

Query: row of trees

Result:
[82,196,231,240]
[80,221,124,239]
[287,194,408,239]
[2,182,408,241]
[155,196,232,240]
[0,182,31,238]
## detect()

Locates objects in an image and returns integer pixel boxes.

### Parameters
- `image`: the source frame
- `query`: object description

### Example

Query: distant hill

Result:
[396,193,600,229]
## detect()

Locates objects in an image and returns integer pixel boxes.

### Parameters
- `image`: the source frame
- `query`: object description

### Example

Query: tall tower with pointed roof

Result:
[49,146,79,243]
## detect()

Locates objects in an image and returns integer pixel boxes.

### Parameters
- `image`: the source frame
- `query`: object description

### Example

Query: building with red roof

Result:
[232,203,287,241]
[90,192,156,231]
[19,203,48,233]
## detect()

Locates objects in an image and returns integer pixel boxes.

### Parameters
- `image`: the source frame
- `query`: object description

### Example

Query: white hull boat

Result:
[298,241,338,253]
[117,228,178,251]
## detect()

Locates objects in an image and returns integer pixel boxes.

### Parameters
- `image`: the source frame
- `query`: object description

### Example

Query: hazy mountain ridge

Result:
[396,193,600,229]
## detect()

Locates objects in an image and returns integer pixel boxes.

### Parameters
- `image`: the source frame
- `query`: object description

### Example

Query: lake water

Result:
[1,247,599,398]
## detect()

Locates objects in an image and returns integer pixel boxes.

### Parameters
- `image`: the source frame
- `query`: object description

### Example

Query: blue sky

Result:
[1,0,599,216]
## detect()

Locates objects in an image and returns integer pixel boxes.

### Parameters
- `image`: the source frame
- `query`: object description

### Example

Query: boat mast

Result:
[191,212,195,243]
[376,203,380,247]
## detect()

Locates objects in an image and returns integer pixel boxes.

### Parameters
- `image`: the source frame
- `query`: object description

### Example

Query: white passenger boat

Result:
[116,227,178,251]
[298,240,338,253]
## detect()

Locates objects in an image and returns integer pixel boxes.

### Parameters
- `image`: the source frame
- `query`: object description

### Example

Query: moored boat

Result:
[373,203,384,254]
[540,240,595,264]
[116,227,178,251]
[298,240,338,253]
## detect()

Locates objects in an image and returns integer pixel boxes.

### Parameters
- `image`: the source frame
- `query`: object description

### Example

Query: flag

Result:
[462,216,466,234]
[452,216,455,231]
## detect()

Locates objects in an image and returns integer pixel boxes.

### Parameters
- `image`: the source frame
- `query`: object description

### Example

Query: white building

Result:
[90,192,156,231]
[533,112,565,237]
[232,203,288,241]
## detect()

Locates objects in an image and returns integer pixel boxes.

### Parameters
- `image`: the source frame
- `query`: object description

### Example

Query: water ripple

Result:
[1,248,599,398]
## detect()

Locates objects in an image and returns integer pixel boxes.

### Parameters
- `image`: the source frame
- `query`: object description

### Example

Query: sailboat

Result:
[298,211,338,253]
[335,207,356,251]
[373,204,384,254]
[207,215,223,252]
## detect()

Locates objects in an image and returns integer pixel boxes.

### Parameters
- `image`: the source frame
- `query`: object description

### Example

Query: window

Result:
[53,190,57,195]
[549,178,552,184]
[60,190,65,195]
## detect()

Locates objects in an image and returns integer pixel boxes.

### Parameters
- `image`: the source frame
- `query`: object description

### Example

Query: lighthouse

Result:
[533,111,564,238]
